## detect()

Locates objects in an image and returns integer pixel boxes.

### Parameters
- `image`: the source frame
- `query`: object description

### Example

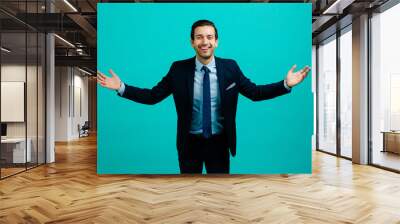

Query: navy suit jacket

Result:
[117,56,291,157]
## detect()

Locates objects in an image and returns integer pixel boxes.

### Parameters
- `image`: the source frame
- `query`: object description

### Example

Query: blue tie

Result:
[201,66,212,138]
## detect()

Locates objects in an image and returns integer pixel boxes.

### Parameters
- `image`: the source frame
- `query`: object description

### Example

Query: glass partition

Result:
[0,1,46,179]
[1,30,28,177]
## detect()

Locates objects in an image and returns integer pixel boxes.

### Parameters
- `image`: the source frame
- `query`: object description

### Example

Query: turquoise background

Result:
[97,3,312,174]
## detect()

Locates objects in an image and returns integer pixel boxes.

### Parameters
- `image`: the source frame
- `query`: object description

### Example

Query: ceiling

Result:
[1,0,97,73]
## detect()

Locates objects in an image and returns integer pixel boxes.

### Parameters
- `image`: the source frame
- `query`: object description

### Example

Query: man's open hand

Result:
[97,69,121,90]
[285,65,310,88]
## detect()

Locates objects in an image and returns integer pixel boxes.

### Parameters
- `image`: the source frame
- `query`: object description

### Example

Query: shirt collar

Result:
[195,56,216,72]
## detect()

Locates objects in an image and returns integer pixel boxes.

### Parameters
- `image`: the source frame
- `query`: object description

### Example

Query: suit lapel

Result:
[215,57,225,105]
[186,57,196,110]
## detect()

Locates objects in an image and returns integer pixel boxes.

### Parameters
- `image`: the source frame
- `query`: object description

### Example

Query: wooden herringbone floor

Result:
[1,134,400,224]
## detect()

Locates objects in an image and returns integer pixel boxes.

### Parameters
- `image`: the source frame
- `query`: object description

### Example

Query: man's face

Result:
[191,25,218,60]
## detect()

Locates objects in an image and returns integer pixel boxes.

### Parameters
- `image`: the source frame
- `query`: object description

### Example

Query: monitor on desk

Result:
[1,123,7,138]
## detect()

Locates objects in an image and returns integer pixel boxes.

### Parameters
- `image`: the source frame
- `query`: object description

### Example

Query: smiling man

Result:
[97,19,310,174]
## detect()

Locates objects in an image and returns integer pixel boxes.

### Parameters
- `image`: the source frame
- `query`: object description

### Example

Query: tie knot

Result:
[201,66,210,73]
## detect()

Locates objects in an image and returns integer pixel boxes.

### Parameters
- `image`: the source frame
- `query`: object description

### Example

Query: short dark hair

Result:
[190,20,218,40]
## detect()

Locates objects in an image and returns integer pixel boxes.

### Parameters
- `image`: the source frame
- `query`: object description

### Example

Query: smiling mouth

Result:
[199,45,211,50]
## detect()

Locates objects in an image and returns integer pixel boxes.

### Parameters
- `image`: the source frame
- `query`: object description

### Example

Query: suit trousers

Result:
[179,132,230,174]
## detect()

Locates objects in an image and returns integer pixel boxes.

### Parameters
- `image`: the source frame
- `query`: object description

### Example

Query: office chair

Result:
[78,121,90,138]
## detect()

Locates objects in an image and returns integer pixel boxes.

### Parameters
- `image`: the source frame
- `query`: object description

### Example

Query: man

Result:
[97,20,310,174]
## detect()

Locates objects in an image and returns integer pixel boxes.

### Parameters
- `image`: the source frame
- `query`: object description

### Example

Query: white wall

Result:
[55,67,89,141]
[1,65,26,135]
[1,63,46,164]
[70,71,89,139]
[1,65,37,138]
[55,66,69,141]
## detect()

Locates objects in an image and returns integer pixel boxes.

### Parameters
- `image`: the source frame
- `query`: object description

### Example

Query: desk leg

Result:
[382,133,386,153]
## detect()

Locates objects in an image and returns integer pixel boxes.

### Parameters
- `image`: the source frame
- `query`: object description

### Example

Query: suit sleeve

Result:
[235,60,291,101]
[117,62,174,105]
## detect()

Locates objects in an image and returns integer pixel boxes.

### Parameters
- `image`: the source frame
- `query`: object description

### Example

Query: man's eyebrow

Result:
[195,34,215,37]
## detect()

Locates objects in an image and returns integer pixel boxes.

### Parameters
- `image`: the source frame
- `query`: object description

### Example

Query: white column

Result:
[352,14,369,164]
[45,0,55,163]
[46,33,55,163]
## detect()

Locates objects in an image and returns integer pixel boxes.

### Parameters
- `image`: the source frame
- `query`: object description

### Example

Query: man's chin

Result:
[198,53,213,60]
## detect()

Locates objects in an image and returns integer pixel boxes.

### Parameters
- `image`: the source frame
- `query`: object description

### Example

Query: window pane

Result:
[318,36,337,154]
[340,28,352,158]
[371,3,400,171]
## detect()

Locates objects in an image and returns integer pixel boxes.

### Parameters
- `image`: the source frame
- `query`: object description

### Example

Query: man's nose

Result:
[201,37,209,44]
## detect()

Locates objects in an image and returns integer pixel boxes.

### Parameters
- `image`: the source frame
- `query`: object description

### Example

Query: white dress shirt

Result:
[189,57,223,135]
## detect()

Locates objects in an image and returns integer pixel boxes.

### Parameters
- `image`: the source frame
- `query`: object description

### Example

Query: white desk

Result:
[1,138,32,163]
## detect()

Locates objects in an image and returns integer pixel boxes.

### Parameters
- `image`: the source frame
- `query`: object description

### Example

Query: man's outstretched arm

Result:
[235,61,309,101]
[97,64,174,105]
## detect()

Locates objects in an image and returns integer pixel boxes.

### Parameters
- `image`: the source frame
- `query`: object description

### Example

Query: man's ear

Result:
[190,39,194,47]
[215,39,219,48]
